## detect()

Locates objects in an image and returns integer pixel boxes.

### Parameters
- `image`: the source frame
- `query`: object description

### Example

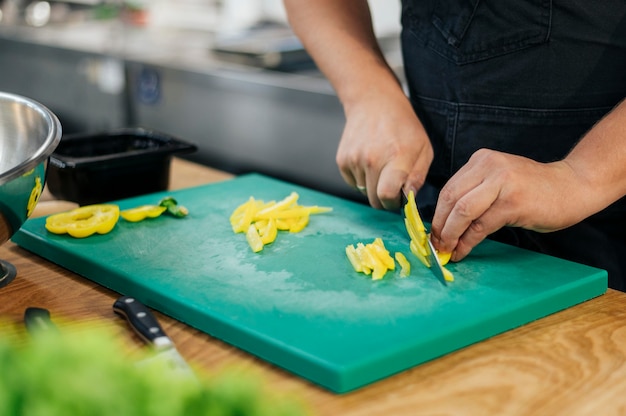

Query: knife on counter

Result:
[113,296,194,378]
[401,190,448,286]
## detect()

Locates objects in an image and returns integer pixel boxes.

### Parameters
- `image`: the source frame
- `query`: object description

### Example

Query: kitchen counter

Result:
[2,159,626,415]
[0,21,364,199]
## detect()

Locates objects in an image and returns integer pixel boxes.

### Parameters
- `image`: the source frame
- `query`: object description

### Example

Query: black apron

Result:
[400,0,626,290]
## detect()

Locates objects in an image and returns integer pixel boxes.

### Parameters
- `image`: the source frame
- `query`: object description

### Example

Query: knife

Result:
[113,296,194,377]
[401,190,448,286]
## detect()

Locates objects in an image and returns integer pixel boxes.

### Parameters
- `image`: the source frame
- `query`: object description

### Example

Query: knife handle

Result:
[113,296,170,347]
[24,307,58,335]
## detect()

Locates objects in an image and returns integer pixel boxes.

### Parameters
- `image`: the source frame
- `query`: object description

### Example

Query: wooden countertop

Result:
[2,158,626,415]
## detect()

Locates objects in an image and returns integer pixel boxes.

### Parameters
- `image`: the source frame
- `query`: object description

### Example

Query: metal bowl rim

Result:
[0,92,62,186]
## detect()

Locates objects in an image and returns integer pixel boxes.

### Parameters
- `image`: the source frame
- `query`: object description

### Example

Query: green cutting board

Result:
[13,173,607,393]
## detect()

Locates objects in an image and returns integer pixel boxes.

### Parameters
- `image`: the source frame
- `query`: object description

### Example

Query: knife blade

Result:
[401,190,448,286]
[113,296,194,377]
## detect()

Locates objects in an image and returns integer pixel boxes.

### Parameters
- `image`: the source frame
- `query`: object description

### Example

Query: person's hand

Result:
[336,89,433,210]
[430,149,593,261]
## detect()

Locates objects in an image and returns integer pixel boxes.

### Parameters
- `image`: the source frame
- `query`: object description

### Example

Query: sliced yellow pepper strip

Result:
[347,238,398,280]
[370,238,395,270]
[360,245,386,277]
[245,224,264,253]
[232,197,258,233]
[45,204,120,238]
[395,252,411,277]
[442,267,455,282]
[255,206,332,220]
[345,244,363,273]
[437,249,452,266]
[404,190,455,280]
[259,218,278,244]
[231,192,332,253]
[26,176,43,217]
[255,192,299,218]
[404,218,427,250]
[288,214,309,233]
[275,219,292,231]
[355,243,372,275]
[404,191,426,234]
[120,205,167,222]
[410,240,430,268]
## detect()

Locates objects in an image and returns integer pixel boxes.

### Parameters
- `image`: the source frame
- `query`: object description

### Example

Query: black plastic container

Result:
[46,127,197,205]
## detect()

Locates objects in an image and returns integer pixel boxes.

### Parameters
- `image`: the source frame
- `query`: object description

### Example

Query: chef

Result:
[283,0,626,290]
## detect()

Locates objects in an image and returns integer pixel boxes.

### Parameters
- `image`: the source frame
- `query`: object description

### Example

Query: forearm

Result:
[283,0,404,110]
[563,98,626,215]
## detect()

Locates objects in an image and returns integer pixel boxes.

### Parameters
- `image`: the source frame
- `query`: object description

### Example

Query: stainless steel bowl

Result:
[0,92,61,285]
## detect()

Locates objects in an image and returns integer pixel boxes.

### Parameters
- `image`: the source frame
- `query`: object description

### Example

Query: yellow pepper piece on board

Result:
[120,205,167,222]
[275,219,292,231]
[437,250,452,266]
[255,192,299,218]
[26,176,43,217]
[230,197,252,221]
[357,242,386,280]
[288,214,309,233]
[395,252,411,277]
[404,218,427,249]
[231,192,332,253]
[255,206,332,220]
[404,191,426,234]
[345,244,363,273]
[371,238,395,270]
[347,238,399,280]
[354,243,372,275]
[231,197,259,233]
[246,224,264,253]
[410,240,430,268]
[259,218,278,244]
[404,191,455,281]
[45,204,120,238]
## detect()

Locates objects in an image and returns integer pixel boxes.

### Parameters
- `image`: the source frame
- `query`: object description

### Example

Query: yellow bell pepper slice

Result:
[231,192,332,252]
[359,243,385,275]
[347,238,399,280]
[45,204,120,238]
[246,224,264,253]
[345,244,363,273]
[404,191,426,236]
[442,267,455,282]
[370,238,395,270]
[275,219,292,231]
[437,249,452,266]
[255,192,299,218]
[231,197,258,233]
[395,252,411,277]
[288,214,309,233]
[259,218,278,244]
[26,176,43,218]
[404,190,455,280]
[120,205,167,222]
[410,240,430,268]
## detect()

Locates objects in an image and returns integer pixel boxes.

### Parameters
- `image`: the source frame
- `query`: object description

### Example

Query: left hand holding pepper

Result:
[429,149,592,262]
[431,99,626,262]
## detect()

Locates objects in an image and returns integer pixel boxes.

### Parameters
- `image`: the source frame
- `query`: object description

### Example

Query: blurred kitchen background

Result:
[0,0,402,200]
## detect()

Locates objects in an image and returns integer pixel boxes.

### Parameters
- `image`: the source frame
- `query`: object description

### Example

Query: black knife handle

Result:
[24,307,58,335]
[113,296,168,345]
